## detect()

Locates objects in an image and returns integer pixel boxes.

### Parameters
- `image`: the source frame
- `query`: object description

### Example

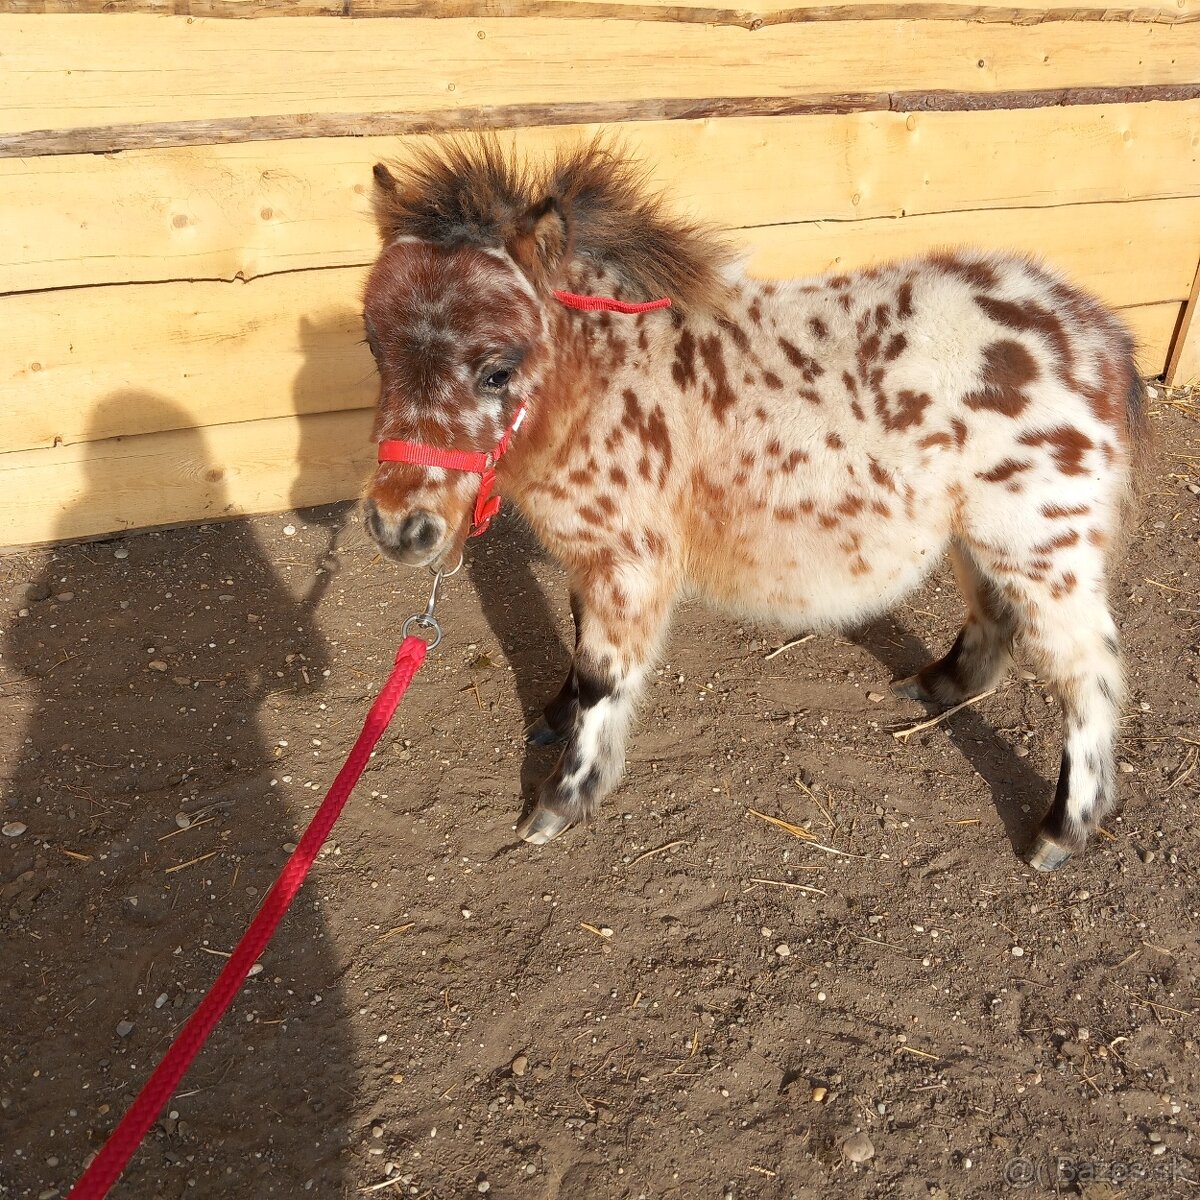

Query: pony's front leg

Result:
[516,564,674,845]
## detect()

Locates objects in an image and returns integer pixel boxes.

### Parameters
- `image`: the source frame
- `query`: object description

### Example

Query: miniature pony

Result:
[359,138,1146,871]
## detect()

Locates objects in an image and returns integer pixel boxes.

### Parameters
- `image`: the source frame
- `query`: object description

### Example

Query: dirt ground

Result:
[1,399,1198,1200]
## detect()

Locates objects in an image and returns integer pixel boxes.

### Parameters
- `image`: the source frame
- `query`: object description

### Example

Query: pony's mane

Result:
[373,137,734,315]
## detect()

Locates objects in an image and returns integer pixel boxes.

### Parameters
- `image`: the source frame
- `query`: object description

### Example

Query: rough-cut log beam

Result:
[5,85,1200,158]
[1,0,1198,24]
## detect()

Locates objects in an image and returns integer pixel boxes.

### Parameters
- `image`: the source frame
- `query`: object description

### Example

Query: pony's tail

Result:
[1115,341,1152,542]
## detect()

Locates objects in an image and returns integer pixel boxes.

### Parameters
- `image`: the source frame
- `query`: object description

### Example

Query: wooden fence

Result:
[2,1,1198,546]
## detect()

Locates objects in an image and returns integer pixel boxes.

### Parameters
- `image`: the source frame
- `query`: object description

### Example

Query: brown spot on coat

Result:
[896,280,914,319]
[826,432,844,450]
[1041,502,1090,519]
[698,333,737,422]
[671,329,697,390]
[884,333,907,361]
[809,316,829,340]
[876,388,932,432]
[932,253,998,291]
[868,458,897,492]
[762,370,783,390]
[1019,425,1094,476]
[717,318,751,354]
[779,338,825,383]
[964,339,1039,417]
[1033,529,1080,554]
[977,458,1031,483]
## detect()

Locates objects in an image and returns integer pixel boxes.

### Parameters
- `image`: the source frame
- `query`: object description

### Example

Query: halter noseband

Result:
[375,289,672,537]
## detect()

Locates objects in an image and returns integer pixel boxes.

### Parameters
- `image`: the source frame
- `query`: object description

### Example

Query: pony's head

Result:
[359,137,732,568]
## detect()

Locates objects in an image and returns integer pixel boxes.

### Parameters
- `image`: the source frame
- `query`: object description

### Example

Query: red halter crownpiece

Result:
[553,290,672,314]
[374,289,670,538]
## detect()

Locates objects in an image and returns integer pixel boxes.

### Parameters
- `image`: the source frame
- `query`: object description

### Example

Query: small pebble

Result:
[775,944,791,958]
[1119,761,1135,774]
[866,691,884,703]
[1187,482,1200,495]
[842,1131,875,1164]
[114,546,129,560]
[155,993,169,1009]
[283,524,297,536]
[811,1086,827,1103]
[148,660,168,672]
[1140,848,1155,864]
[511,1054,528,1077]
[477,1181,490,1193]
[23,581,51,603]
[1148,1132,1162,1144]
[175,812,191,829]
[55,591,74,602]
[116,1020,134,1038]
[371,1122,384,1139]
[248,963,264,977]
[1010,946,1024,957]
[1014,745,1030,758]
[1151,1143,1167,1156]
[3,821,27,838]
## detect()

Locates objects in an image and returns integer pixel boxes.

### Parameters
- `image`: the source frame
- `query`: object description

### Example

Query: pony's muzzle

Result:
[363,499,446,566]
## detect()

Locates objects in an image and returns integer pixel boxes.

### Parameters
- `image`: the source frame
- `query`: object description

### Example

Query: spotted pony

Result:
[360,138,1147,871]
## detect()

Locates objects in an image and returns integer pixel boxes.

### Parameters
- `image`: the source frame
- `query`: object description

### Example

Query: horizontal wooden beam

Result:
[2,0,1197,25]
[3,14,1196,148]
[6,86,1200,159]
[8,103,1198,293]
[0,406,375,550]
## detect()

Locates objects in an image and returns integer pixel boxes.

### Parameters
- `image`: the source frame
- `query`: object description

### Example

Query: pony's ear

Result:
[371,162,400,242]
[507,196,568,290]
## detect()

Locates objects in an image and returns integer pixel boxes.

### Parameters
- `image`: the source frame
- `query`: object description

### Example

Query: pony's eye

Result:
[482,367,513,391]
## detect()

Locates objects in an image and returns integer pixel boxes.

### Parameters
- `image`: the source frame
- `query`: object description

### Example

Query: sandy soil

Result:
[1,403,1198,1200]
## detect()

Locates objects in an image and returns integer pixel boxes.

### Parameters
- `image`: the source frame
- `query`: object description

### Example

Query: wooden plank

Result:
[4,195,1193,455]
[1165,257,1200,385]
[6,103,1200,293]
[740,196,1200,317]
[0,408,374,549]
[4,0,1199,24]
[12,86,1200,159]
[0,299,1180,548]
[1,268,379,451]
[2,15,1195,139]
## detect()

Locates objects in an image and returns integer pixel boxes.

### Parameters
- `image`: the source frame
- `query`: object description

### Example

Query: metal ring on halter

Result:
[402,612,443,649]
[433,554,464,579]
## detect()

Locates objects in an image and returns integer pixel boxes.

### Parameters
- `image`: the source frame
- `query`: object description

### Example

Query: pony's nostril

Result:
[399,511,439,554]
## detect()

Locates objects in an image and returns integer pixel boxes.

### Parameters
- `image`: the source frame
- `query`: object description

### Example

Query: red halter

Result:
[375,289,671,537]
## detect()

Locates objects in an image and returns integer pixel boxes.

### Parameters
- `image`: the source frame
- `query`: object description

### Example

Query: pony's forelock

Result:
[372,135,734,315]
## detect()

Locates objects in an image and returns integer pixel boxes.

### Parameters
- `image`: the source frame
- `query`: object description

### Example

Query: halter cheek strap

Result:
[374,289,671,538]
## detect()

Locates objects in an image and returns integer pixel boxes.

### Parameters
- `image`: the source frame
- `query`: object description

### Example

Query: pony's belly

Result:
[686,520,947,632]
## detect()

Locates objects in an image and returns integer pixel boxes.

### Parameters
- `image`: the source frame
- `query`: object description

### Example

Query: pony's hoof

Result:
[516,804,573,845]
[891,674,934,704]
[1027,833,1073,872]
[524,717,567,747]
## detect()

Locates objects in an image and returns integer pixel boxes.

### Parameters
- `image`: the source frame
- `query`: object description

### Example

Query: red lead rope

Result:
[67,636,429,1200]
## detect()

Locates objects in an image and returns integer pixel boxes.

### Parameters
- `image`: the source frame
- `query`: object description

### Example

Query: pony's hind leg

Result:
[1016,588,1125,871]
[893,542,1016,707]
[961,549,1124,870]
